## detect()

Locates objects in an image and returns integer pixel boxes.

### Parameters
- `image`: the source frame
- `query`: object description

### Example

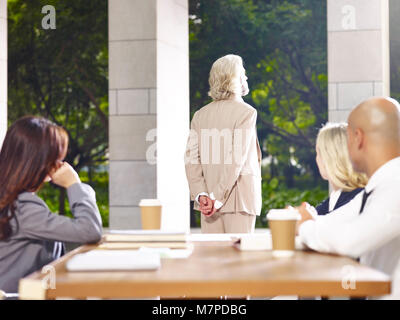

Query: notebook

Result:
[66,250,161,271]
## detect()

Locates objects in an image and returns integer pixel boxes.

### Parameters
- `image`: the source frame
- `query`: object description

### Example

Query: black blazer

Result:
[316,188,364,216]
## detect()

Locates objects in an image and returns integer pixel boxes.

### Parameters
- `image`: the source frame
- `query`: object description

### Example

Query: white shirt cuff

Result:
[305,203,319,219]
[195,192,209,204]
[214,200,223,210]
[209,192,223,210]
[298,219,316,248]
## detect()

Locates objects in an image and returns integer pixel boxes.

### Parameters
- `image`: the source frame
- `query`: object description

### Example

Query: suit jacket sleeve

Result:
[299,184,400,258]
[185,111,208,201]
[211,109,257,206]
[17,183,103,244]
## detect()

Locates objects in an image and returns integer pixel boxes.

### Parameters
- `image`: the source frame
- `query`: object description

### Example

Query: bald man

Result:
[297,97,400,299]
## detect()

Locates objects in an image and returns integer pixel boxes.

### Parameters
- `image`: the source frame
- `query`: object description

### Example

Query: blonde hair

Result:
[316,122,368,191]
[208,54,245,101]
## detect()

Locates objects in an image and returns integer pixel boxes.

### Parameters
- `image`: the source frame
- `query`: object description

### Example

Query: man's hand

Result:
[199,196,213,215]
[199,196,220,217]
[204,199,219,217]
[295,202,315,235]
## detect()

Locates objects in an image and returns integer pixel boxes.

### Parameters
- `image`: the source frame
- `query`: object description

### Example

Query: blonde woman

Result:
[185,54,262,233]
[314,122,368,215]
[292,122,368,300]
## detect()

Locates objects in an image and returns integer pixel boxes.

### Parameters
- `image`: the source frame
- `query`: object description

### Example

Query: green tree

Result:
[7,0,109,222]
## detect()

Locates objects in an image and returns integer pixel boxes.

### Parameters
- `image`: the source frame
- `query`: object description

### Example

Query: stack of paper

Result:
[104,230,188,242]
[66,250,161,271]
[100,230,190,250]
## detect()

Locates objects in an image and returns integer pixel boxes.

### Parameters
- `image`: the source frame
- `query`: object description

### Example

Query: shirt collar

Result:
[365,156,400,193]
[330,189,342,198]
[329,189,342,211]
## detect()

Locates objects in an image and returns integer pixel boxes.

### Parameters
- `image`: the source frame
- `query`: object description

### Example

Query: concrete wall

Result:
[0,0,6,147]
[108,0,190,231]
[328,0,390,122]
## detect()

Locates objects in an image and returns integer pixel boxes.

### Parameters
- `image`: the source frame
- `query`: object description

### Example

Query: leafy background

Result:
[7,0,109,225]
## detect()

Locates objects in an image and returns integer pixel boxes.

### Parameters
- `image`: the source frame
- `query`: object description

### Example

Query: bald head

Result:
[347,97,400,177]
[348,97,400,144]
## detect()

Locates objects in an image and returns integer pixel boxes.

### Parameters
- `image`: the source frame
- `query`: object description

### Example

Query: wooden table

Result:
[18,240,391,299]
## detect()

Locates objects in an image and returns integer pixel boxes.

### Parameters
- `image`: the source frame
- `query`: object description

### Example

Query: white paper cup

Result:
[267,209,300,258]
[139,199,162,230]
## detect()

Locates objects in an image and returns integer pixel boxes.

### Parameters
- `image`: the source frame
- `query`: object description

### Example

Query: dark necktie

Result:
[353,188,374,300]
[359,189,373,214]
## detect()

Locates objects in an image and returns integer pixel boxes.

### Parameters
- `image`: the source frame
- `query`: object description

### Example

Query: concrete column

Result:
[108,0,190,231]
[328,0,390,122]
[389,0,400,93]
[0,0,7,147]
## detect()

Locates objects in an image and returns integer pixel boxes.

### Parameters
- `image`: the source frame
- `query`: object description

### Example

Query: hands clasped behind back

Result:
[199,195,218,217]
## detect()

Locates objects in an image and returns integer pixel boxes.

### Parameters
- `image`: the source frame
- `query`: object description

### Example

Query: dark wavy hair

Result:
[0,116,69,240]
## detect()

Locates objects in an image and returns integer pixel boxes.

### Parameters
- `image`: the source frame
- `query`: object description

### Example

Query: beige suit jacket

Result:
[185,98,262,216]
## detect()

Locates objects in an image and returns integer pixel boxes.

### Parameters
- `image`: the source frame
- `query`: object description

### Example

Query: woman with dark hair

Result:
[0,116,102,294]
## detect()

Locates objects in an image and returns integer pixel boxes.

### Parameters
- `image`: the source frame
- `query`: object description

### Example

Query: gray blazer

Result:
[0,183,103,293]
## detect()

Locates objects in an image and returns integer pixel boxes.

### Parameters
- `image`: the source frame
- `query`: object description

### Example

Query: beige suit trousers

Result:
[200,211,256,233]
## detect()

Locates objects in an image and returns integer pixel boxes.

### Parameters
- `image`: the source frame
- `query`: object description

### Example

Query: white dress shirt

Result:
[299,157,400,299]
[328,189,342,212]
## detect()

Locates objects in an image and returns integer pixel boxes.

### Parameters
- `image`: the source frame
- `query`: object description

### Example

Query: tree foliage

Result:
[7,0,108,216]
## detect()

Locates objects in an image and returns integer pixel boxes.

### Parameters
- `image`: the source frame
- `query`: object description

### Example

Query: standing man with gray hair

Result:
[185,54,262,233]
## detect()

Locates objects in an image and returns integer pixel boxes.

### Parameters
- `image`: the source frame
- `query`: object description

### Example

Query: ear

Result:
[354,128,364,150]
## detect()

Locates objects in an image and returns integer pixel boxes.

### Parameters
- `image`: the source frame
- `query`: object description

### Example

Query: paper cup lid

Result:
[139,199,161,206]
[267,208,300,220]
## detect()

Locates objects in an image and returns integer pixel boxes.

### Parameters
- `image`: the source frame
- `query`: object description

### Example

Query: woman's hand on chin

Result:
[50,162,81,189]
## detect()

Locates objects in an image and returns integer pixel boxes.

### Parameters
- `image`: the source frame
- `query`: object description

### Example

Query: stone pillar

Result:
[108,0,190,231]
[0,0,7,147]
[389,0,400,91]
[328,0,390,122]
